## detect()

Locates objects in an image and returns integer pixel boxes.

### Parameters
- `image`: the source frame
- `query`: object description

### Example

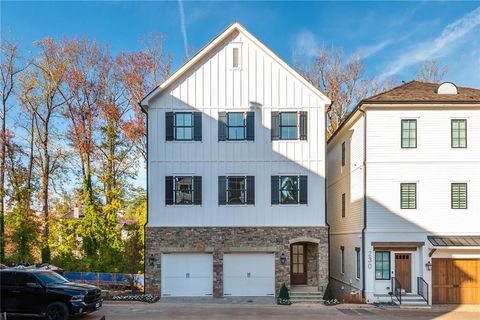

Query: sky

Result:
[2,1,480,88]
[2,1,480,189]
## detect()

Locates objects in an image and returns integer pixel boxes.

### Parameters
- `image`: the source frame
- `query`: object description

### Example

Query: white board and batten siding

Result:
[147,27,329,227]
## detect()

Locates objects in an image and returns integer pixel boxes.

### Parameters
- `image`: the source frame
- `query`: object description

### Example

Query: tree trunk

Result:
[0,98,6,261]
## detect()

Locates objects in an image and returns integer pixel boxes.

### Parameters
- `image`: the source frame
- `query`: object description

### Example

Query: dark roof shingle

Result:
[364,80,480,103]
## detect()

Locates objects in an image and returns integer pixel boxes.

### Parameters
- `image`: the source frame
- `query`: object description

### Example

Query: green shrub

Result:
[323,283,335,301]
[277,283,291,305]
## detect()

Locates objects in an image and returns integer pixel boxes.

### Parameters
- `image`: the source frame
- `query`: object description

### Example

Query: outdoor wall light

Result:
[148,254,156,267]
[279,253,287,265]
[425,261,432,271]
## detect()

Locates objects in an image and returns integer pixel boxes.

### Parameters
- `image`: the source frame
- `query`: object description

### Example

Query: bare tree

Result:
[416,59,448,83]
[297,47,396,137]
[0,40,29,261]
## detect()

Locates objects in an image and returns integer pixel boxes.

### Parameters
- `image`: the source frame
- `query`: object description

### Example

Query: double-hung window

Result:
[451,183,467,209]
[401,119,417,148]
[166,112,202,141]
[218,176,255,205]
[400,183,416,209]
[451,119,467,148]
[375,251,390,280]
[271,175,308,205]
[218,111,254,141]
[165,176,202,205]
[271,111,307,140]
[280,112,298,140]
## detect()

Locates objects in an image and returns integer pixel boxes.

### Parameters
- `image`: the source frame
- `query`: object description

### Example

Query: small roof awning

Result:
[428,236,480,247]
[372,242,424,251]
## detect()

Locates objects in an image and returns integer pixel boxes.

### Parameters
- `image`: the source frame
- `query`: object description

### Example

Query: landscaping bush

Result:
[111,294,159,303]
[277,283,291,305]
[323,283,339,305]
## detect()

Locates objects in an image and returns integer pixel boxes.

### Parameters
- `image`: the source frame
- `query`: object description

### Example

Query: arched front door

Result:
[291,243,307,284]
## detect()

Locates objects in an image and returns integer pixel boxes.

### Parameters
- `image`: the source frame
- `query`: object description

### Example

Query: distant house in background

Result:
[327,81,480,305]
[140,22,331,299]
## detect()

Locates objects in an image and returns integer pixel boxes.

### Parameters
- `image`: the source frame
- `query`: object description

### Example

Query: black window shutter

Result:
[246,176,255,205]
[194,112,202,141]
[193,176,202,205]
[165,112,174,141]
[165,176,174,205]
[218,176,227,205]
[299,175,308,204]
[271,176,279,205]
[271,112,280,140]
[299,111,308,140]
[218,112,227,141]
[246,112,255,141]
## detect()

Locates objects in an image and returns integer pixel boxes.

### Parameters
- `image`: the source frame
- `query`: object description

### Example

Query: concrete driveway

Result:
[79,302,480,320]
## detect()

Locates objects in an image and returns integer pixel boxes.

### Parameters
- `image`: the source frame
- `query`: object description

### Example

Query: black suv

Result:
[0,269,102,320]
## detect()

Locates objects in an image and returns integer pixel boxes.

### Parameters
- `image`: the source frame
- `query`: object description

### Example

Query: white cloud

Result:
[380,6,480,79]
[293,29,320,58]
[178,0,189,59]
[355,40,392,59]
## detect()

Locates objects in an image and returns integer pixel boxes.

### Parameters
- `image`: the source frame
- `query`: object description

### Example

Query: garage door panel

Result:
[224,253,275,297]
[161,253,213,297]
[433,258,480,304]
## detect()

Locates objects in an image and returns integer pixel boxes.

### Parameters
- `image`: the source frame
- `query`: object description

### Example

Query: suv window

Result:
[16,272,39,286]
[0,271,16,286]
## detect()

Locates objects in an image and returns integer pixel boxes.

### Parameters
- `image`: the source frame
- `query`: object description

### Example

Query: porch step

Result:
[290,286,323,304]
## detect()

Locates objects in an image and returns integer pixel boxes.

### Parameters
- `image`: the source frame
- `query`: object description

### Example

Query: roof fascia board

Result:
[327,105,364,147]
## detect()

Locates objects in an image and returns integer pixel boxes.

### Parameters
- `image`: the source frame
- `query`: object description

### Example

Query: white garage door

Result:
[223,253,275,296]
[161,253,213,297]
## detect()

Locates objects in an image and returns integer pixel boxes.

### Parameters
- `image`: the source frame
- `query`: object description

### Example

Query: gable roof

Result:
[364,80,480,103]
[139,21,331,109]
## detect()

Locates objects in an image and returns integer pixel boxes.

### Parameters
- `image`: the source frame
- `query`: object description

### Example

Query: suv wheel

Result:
[45,302,69,320]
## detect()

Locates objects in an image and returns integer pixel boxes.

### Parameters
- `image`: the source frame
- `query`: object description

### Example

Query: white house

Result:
[140,22,331,298]
[327,81,480,305]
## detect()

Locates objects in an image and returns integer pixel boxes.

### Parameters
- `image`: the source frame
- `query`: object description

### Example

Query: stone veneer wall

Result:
[145,227,328,297]
[306,243,319,286]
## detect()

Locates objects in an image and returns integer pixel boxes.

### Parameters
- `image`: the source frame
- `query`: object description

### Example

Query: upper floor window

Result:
[166,112,202,141]
[375,251,390,280]
[233,47,239,68]
[401,119,417,148]
[451,183,467,209]
[400,183,416,209]
[271,111,307,141]
[341,193,346,218]
[341,142,346,166]
[218,111,254,141]
[271,175,308,205]
[165,176,202,205]
[451,119,467,148]
[218,176,255,205]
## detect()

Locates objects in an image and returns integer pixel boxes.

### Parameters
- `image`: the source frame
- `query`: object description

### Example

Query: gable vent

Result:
[437,82,458,94]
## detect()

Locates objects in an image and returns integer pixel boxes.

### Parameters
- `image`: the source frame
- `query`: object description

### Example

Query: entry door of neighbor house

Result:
[395,253,412,292]
[291,244,307,285]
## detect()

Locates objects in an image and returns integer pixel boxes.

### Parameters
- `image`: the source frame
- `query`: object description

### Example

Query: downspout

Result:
[139,103,149,293]
[358,108,367,300]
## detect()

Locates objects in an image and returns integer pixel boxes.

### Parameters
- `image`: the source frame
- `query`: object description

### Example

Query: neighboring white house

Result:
[327,81,480,305]
[140,22,331,298]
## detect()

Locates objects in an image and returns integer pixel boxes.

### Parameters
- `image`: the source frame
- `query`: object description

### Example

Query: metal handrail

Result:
[391,277,402,305]
[417,277,429,304]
